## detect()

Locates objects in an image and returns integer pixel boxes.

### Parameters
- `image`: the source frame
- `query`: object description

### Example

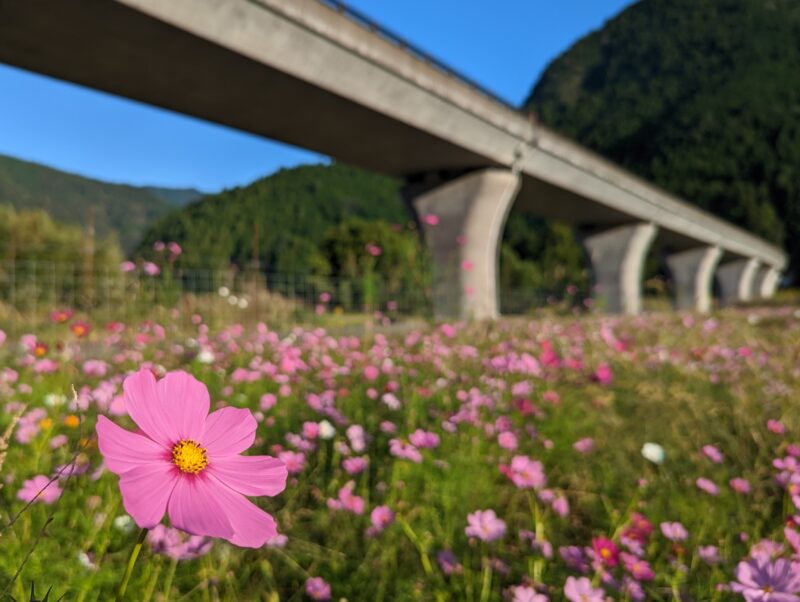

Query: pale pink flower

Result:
[660,521,688,541]
[502,455,546,489]
[17,475,62,505]
[696,477,719,496]
[142,262,161,276]
[343,456,368,475]
[465,509,506,542]
[327,481,364,515]
[305,577,331,601]
[730,555,800,601]
[564,576,604,602]
[730,477,751,494]
[701,444,724,464]
[498,431,518,450]
[369,505,394,534]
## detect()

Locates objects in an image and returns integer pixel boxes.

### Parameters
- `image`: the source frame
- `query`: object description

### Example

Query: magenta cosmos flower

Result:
[96,368,287,548]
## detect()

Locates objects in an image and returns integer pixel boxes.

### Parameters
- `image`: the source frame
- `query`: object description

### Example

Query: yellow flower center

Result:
[172,440,208,474]
[764,586,773,593]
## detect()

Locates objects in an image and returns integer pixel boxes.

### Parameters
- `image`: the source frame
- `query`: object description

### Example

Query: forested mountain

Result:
[0,154,197,251]
[526,0,800,277]
[136,163,411,273]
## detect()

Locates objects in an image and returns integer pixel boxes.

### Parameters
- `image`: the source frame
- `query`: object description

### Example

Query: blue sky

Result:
[0,0,634,192]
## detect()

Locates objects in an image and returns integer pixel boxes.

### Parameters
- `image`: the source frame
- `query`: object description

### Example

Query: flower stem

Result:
[478,557,492,602]
[115,527,148,601]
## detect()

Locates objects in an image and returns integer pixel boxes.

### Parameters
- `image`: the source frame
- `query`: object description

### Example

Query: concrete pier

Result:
[718,258,760,305]
[411,169,520,320]
[666,246,722,313]
[582,223,658,315]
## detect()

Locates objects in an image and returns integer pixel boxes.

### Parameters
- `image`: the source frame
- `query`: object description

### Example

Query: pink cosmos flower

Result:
[142,262,161,276]
[342,456,368,475]
[96,368,287,548]
[423,214,439,226]
[437,549,463,575]
[699,545,721,565]
[730,555,800,601]
[120,261,136,273]
[498,430,518,450]
[661,521,688,541]
[409,429,440,449]
[83,359,109,377]
[388,439,422,463]
[551,495,570,517]
[147,524,212,560]
[696,477,719,496]
[17,475,62,505]
[278,451,306,475]
[768,420,787,435]
[346,425,367,453]
[501,455,546,490]
[564,576,605,602]
[465,509,506,542]
[326,481,364,515]
[730,477,751,494]
[573,438,595,454]
[305,577,331,601]
[592,362,613,385]
[702,444,724,464]
[368,505,394,534]
[511,586,548,602]
[621,552,655,581]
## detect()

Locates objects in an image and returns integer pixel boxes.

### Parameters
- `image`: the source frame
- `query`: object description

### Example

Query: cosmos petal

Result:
[156,370,209,442]
[206,475,279,548]
[118,462,178,528]
[202,407,256,456]
[167,476,234,540]
[123,368,176,446]
[96,415,168,474]
[208,455,287,497]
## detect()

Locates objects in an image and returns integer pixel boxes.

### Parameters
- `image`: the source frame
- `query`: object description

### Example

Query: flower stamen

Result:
[172,440,208,474]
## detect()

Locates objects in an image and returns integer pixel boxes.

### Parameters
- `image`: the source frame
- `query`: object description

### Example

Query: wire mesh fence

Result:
[0,260,590,334]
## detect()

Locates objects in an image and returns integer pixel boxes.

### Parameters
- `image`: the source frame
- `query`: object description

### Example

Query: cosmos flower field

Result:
[1,305,800,600]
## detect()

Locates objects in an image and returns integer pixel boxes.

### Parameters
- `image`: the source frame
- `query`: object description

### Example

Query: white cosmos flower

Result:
[641,442,665,464]
[196,348,215,364]
[113,514,134,533]
[318,420,335,440]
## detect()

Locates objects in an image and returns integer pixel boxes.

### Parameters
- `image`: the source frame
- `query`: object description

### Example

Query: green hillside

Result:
[0,154,194,251]
[136,163,411,273]
[526,0,799,277]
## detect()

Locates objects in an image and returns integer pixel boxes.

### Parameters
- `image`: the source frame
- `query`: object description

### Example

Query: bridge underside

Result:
[0,0,491,177]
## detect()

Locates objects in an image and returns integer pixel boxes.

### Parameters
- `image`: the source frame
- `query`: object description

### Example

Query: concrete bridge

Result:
[0,0,786,318]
